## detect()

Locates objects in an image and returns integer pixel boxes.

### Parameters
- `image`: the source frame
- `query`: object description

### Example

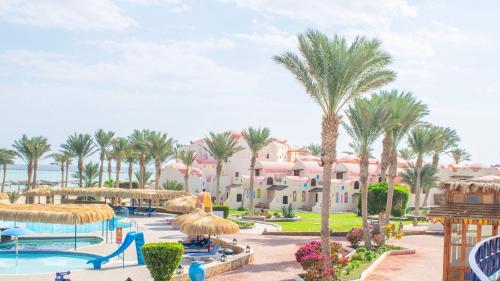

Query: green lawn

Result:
[229,209,411,232]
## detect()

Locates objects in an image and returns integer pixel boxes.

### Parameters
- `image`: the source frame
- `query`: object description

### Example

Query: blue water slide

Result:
[87,231,145,269]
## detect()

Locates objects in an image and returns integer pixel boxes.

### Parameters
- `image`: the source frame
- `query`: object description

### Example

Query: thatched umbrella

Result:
[165,195,196,213]
[0,193,8,200]
[441,175,500,192]
[172,209,207,226]
[180,212,239,236]
[50,187,189,200]
[24,187,52,197]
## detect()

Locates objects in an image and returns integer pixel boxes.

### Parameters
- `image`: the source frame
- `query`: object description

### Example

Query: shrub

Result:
[358,182,410,217]
[237,206,247,212]
[373,233,385,247]
[142,242,183,281]
[346,228,363,248]
[119,181,139,188]
[282,204,295,218]
[213,205,229,218]
[301,254,333,281]
[295,241,345,269]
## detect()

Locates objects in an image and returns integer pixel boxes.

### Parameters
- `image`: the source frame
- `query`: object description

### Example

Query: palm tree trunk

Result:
[27,161,33,189]
[320,114,340,265]
[139,156,145,189]
[155,160,161,190]
[360,152,372,249]
[414,157,423,220]
[215,164,222,204]
[384,147,397,229]
[107,159,112,181]
[380,134,391,183]
[98,152,105,187]
[65,161,70,187]
[184,171,189,193]
[431,153,439,169]
[60,164,64,188]
[423,187,431,207]
[249,156,256,216]
[32,160,38,189]
[1,164,7,193]
[115,159,121,188]
[128,162,133,189]
[78,159,84,188]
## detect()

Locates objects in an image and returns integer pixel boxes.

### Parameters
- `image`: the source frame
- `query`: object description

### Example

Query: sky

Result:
[0,0,499,165]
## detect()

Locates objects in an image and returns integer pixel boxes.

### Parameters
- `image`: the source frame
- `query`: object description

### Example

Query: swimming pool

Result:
[0,237,102,251]
[0,251,104,275]
[0,216,131,234]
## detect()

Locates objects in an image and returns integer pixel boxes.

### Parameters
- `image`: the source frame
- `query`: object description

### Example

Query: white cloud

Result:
[232,20,296,50]
[120,0,191,13]
[0,0,137,30]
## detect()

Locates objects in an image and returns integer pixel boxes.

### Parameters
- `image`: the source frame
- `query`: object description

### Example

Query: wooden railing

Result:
[469,235,500,281]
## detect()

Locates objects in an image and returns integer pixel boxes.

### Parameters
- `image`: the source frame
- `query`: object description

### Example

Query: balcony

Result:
[469,235,500,281]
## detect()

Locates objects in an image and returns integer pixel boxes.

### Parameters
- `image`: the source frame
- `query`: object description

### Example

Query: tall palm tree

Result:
[76,162,99,187]
[400,163,439,207]
[94,129,115,187]
[343,97,389,249]
[378,91,428,228]
[0,149,16,192]
[448,147,471,164]
[60,149,73,187]
[306,144,322,156]
[203,132,244,204]
[177,150,198,193]
[111,137,129,188]
[13,135,34,189]
[342,141,375,158]
[29,136,51,188]
[274,29,395,259]
[407,126,436,216]
[51,152,66,188]
[125,149,137,189]
[242,127,272,215]
[130,130,150,188]
[61,133,96,187]
[430,126,460,169]
[146,132,175,190]
[398,147,415,161]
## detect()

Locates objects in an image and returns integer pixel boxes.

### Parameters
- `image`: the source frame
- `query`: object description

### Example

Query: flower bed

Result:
[230,219,255,229]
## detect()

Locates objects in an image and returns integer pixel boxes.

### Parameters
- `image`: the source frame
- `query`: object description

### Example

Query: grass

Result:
[229,209,411,232]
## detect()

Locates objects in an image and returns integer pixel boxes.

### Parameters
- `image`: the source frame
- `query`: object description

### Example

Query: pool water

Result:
[0,237,103,251]
[0,216,131,234]
[0,251,102,275]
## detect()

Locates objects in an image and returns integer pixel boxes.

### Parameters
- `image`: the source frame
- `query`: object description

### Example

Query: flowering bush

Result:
[302,254,333,281]
[373,233,385,247]
[346,228,363,248]
[295,240,348,280]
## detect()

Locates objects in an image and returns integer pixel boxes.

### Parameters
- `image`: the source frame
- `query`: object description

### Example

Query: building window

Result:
[282,196,288,204]
[293,191,297,202]
[311,178,317,187]
[236,194,242,202]
[301,191,306,202]
[336,172,344,179]
[315,193,319,202]
[354,181,360,190]
[266,177,274,185]
[335,192,339,203]
[294,170,300,176]
[256,189,262,199]
[235,172,239,177]
[344,192,348,203]
[266,153,270,159]
[255,169,260,176]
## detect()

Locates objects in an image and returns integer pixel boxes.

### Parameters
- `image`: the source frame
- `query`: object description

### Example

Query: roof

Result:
[428,204,500,220]
[167,162,205,176]
[267,185,288,191]
[255,161,294,173]
[309,187,323,192]
[441,175,500,192]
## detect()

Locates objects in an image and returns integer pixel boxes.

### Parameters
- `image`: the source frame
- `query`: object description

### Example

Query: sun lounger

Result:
[184,245,222,258]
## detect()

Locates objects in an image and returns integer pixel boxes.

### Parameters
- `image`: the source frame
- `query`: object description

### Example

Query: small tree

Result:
[358,182,410,219]
[142,242,183,281]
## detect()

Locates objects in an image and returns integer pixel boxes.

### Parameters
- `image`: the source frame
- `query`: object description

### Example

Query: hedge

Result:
[357,182,410,217]
[213,205,229,218]
[142,242,184,281]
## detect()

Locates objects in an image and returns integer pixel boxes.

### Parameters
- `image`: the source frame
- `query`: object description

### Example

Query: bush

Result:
[358,182,410,217]
[295,241,345,269]
[281,204,295,218]
[372,233,385,247]
[142,242,183,281]
[346,228,363,248]
[237,206,247,212]
[119,181,139,188]
[213,205,229,218]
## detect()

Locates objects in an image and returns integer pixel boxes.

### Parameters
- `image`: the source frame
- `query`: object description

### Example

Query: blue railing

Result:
[469,235,500,281]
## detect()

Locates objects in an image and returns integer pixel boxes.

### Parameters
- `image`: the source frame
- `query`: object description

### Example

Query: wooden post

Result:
[443,219,451,281]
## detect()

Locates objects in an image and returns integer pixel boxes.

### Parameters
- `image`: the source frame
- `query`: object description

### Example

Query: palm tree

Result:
[378,91,428,228]
[430,126,460,169]
[134,170,153,185]
[62,150,73,187]
[61,133,96,187]
[0,149,15,192]
[77,162,99,187]
[398,147,415,161]
[146,132,175,190]
[130,130,150,188]
[342,141,374,158]
[162,180,184,191]
[274,29,395,259]
[177,150,198,193]
[306,144,322,156]
[242,127,272,215]
[125,149,137,189]
[203,132,243,204]
[106,150,113,181]
[51,152,66,188]
[111,137,129,188]
[400,163,439,207]
[13,135,34,189]
[29,136,51,188]
[448,147,471,164]
[343,97,389,249]
[94,129,115,187]
[407,126,436,217]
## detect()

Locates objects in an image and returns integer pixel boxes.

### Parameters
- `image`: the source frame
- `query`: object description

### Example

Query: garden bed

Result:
[230,219,255,229]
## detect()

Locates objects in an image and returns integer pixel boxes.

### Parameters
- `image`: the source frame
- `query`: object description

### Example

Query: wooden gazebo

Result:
[429,175,500,281]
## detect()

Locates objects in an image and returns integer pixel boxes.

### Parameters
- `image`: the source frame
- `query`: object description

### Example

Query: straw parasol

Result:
[441,175,500,193]
[165,195,197,213]
[172,209,207,226]
[0,203,114,225]
[50,187,190,200]
[24,187,53,197]
[0,193,8,200]
[180,212,239,236]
